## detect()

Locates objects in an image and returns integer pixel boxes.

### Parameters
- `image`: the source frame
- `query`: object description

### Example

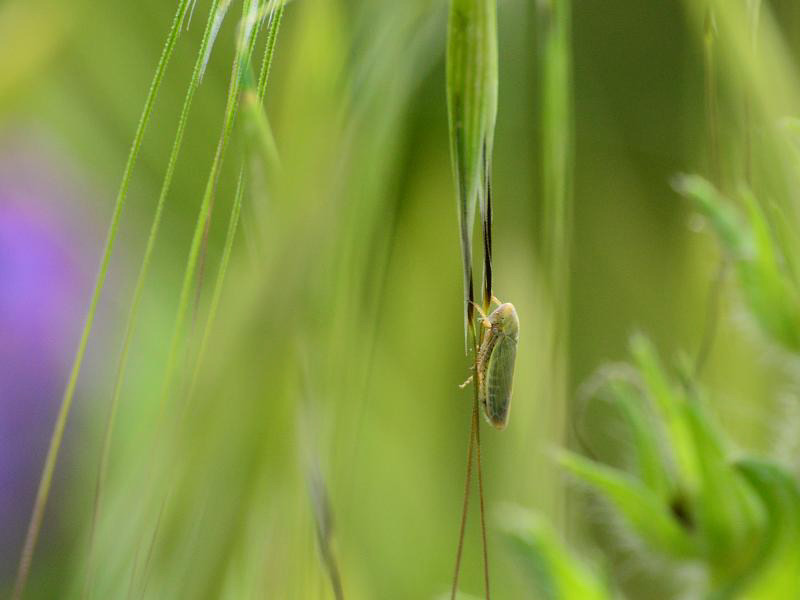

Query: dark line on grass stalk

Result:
[482,144,493,309]
[308,465,345,600]
[126,534,144,600]
[137,494,170,599]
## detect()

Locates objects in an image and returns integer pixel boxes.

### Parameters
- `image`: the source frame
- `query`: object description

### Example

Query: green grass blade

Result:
[446,0,498,342]
[256,0,284,101]
[11,2,192,597]
[187,168,245,402]
[630,334,700,490]
[81,2,225,596]
[157,0,262,424]
[188,5,284,401]
[731,460,800,598]
[607,381,671,498]
[559,451,696,558]
[675,175,800,351]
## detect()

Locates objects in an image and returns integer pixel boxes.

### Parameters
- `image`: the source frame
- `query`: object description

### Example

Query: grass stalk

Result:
[81,2,224,595]
[119,1,265,588]
[187,0,281,332]
[11,2,192,597]
[447,1,497,596]
[187,3,283,400]
[473,383,491,599]
[157,0,261,427]
[450,384,477,600]
[451,326,491,600]
[187,168,245,402]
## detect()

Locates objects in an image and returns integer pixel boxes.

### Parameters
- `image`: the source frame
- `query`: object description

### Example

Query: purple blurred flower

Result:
[0,135,96,575]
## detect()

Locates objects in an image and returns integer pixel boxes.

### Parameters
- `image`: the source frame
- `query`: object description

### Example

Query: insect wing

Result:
[484,333,516,429]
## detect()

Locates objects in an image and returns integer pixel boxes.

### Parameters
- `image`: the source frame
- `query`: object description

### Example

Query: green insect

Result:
[464,296,520,430]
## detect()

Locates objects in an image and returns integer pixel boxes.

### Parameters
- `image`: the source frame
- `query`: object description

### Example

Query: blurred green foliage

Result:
[4,0,800,598]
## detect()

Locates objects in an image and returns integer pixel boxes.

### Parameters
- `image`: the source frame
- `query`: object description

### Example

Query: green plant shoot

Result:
[475,297,520,430]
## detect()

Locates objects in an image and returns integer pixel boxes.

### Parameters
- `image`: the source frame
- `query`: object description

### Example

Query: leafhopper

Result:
[474,297,519,430]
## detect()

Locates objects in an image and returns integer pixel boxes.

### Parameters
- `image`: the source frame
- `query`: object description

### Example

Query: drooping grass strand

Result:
[12,2,193,597]
[82,3,225,596]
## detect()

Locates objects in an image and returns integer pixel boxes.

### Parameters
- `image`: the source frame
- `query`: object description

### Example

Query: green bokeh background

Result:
[3,0,800,598]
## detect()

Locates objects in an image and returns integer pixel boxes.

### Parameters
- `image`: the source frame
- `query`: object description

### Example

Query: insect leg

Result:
[470,301,492,329]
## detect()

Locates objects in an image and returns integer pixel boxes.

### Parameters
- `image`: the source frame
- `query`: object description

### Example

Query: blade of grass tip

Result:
[185,0,198,30]
[186,4,284,403]
[447,0,498,345]
[200,0,234,83]
[11,2,192,598]
[81,2,225,596]
[256,0,285,102]
[229,0,284,274]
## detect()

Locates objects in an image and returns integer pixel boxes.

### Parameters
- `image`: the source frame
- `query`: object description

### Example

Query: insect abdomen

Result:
[483,333,516,429]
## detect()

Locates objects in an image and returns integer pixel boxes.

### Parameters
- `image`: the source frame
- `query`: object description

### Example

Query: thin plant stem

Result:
[473,384,490,599]
[451,329,492,600]
[256,0,284,101]
[11,2,192,598]
[157,0,259,427]
[123,0,263,587]
[125,536,144,600]
[451,380,477,600]
[185,0,283,403]
[135,494,170,599]
[186,167,245,402]
[81,3,223,596]
[187,0,281,340]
